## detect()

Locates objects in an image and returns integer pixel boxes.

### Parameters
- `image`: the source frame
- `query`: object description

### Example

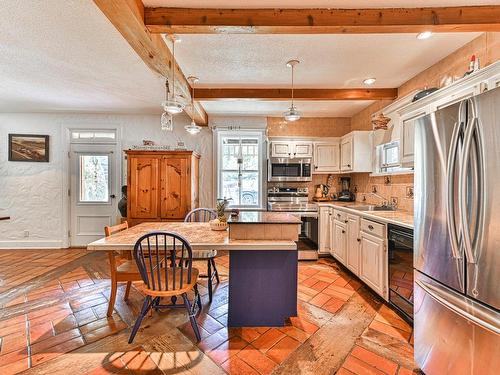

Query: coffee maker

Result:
[336,177,355,202]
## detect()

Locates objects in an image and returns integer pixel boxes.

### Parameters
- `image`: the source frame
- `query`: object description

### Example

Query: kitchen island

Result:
[87,213,301,327]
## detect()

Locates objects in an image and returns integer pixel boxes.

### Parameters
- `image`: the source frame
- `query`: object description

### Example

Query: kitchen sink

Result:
[349,205,396,211]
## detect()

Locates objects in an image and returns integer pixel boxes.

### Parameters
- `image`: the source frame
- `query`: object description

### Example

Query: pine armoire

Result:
[125,150,200,226]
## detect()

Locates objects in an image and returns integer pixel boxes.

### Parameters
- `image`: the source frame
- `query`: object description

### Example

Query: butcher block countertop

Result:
[228,211,302,224]
[87,222,297,251]
[316,201,414,229]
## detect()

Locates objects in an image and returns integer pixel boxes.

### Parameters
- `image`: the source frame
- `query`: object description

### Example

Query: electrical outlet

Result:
[372,185,377,193]
[24,230,29,238]
[406,187,414,199]
[384,176,392,185]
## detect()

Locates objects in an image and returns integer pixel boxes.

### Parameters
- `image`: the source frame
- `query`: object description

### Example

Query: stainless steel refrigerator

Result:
[414,87,500,374]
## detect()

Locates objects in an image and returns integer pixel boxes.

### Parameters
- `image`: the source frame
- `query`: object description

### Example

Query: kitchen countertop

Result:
[315,201,414,229]
[87,222,297,251]
[228,211,302,224]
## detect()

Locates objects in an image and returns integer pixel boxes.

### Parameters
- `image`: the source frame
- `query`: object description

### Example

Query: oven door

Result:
[268,159,312,182]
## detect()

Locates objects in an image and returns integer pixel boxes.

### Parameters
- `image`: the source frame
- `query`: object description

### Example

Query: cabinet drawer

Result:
[333,209,347,223]
[361,219,385,237]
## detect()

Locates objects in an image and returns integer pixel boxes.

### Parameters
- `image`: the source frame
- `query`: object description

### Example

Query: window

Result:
[378,141,400,173]
[79,154,110,203]
[216,131,264,208]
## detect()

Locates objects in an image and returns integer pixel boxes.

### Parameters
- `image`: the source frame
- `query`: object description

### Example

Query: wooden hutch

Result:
[125,150,200,226]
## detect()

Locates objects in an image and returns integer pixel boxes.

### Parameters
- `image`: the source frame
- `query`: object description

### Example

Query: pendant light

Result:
[283,59,301,122]
[184,76,201,135]
[160,79,173,131]
[162,35,185,115]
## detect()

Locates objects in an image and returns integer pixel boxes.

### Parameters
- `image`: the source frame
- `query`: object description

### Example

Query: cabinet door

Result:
[314,142,340,173]
[360,231,386,297]
[318,207,332,254]
[160,157,189,220]
[128,156,159,219]
[346,214,361,274]
[332,220,347,264]
[401,118,416,167]
[293,142,313,158]
[271,142,292,158]
[340,136,353,171]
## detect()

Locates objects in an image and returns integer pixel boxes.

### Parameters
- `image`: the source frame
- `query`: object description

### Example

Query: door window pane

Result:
[79,155,109,202]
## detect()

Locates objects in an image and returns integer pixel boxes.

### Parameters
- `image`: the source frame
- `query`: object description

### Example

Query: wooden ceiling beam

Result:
[144,6,500,34]
[93,0,208,125]
[195,88,398,101]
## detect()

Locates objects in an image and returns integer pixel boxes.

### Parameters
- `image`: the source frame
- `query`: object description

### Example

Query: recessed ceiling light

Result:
[417,31,433,40]
[363,78,376,85]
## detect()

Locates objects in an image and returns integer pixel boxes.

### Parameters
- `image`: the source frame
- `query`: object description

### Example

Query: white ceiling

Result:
[0,0,486,118]
[200,100,374,117]
[144,0,499,8]
[0,0,165,114]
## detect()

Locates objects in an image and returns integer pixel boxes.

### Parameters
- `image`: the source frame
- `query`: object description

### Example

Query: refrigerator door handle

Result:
[459,109,485,265]
[416,279,500,335]
[446,116,463,259]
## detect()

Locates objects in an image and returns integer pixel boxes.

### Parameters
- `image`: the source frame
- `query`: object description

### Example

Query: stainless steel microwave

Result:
[268,157,312,182]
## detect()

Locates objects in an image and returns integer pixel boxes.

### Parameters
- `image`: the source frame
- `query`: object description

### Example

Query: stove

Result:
[267,187,318,260]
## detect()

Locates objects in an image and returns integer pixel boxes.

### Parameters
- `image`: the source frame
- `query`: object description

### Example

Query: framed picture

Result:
[8,134,50,162]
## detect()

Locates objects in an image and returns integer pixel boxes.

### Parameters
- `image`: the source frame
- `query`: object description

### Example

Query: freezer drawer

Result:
[414,271,500,375]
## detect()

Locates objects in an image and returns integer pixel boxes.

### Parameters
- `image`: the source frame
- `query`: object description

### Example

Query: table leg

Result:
[228,249,298,327]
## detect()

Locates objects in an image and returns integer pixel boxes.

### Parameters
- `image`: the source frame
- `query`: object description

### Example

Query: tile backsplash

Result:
[350,173,414,213]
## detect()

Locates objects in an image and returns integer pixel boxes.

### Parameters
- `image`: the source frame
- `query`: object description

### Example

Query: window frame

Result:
[215,130,266,210]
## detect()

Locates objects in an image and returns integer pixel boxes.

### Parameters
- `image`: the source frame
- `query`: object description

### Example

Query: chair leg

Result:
[182,293,201,342]
[128,296,153,344]
[207,259,213,303]
[193,284,202,311]
[211,258,220,284]
[124,281,132,301]
[107,279,118,317]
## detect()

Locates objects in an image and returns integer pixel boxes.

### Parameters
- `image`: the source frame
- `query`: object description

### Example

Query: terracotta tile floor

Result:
[0,249,417,374]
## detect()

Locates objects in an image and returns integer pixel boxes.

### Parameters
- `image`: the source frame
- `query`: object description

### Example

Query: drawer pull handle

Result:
[357,238,361,242]
[342,230,346,234]
[368,225,374,230]
[345,220,348,223]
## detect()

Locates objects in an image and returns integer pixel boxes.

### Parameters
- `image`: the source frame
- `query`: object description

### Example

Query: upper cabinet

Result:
[340,131,373,173]
[314,141,340,173]
[270,141,313,158]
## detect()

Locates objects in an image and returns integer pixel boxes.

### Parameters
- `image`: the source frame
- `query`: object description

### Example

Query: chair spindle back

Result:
[184,208,217,223]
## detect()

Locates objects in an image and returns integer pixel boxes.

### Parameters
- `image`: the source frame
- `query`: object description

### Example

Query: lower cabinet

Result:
[332,219,347,264]
[345,214,361,274]
[359,230,386,298]
[319,205,388,300]
[318,206,333,254]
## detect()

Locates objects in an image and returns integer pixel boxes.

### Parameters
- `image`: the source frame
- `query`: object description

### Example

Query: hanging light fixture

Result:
[162,35,185,115]
[184,76,201,135]
[283,59,301,122]
[160,79,173,131]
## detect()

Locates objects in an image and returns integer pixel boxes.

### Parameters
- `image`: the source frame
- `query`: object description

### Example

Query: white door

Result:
[70,144,117,247]
[271,141,292,158]
[340,136,353,171]
[314,142,340,173]
[346,214,361,274]
[360,231,385,297]
[332,220,347,264]
[293,142,313,158]
[318,207,332,254]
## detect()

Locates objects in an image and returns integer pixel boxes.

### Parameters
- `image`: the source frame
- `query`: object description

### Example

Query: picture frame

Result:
[8,134,50,162]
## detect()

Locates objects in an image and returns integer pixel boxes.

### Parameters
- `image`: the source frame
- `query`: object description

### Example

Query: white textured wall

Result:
[0,112,212,248]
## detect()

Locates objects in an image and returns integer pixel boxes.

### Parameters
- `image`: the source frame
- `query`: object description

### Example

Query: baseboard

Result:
[0,240,65,249]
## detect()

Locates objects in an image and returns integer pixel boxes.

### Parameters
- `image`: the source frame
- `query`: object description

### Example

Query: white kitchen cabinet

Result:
[345,214,361,274]
[400,110,427,168]
[270,141,313,158]
[359,219,387,299]
[332,219,347,264]
[318,206,333,254]
[314,141,340,173]
[340,131,373,172]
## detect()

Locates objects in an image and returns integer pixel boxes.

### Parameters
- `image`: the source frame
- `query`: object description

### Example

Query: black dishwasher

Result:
[387,224,414,323]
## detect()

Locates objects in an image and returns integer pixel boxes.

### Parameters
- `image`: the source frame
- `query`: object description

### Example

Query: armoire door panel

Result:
[128,156,159,219]
[161,157,189,219]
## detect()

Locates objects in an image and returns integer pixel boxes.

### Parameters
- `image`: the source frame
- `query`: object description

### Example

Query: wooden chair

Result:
[184,208,220,303]
[104,222,142,317]
[128,231,202,343]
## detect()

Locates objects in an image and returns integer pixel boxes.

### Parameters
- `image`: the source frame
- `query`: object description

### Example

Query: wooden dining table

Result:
[87,221,299,327]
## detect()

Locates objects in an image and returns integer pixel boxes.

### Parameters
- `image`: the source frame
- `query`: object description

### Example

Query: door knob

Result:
[110,194,116,198]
